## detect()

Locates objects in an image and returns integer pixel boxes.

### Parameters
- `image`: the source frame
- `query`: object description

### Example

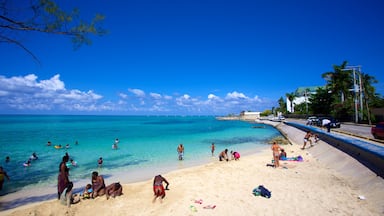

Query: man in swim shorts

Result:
[153,175,169,202]
[177,144,184,160]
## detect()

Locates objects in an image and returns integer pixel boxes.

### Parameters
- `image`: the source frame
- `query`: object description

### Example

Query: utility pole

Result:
[344,66,363,123]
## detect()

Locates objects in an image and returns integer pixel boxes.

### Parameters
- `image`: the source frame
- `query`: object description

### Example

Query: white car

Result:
[306,116,318,125]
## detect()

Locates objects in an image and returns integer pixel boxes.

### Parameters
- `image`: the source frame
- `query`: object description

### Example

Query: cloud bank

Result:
[0,74,275,115]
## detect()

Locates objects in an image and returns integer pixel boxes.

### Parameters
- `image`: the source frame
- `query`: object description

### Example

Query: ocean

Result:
[0,115,281,198]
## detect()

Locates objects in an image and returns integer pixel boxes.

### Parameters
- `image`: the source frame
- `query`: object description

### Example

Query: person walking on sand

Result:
[271,142,282,168]
[153,174,169,203]
[211,143,215,156]
[301,131,313,149]
[177,144,184,160]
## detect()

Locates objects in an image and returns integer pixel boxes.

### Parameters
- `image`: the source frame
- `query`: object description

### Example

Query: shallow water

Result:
[0,115,281,197]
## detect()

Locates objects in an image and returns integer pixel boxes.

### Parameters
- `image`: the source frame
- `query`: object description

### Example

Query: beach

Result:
[3,121,384,216]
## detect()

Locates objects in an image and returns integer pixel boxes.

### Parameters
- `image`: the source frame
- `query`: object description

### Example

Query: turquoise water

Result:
[0,115,281,196]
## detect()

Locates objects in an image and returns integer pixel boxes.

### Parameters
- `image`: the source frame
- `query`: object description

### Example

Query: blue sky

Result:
[1,0,383,115]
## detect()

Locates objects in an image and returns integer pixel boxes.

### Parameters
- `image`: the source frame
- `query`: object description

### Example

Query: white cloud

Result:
[0,74,105,112]
[208,93,219,100]
[225,91,248,100]
[150,92,162,99]
[0,74,275,114]
[119,93,128,99]
[128,88,146,97]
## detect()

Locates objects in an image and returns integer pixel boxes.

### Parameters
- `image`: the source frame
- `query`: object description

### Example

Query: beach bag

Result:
[258,185,271,198]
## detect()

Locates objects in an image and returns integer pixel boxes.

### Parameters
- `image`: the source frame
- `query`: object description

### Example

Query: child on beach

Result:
[279,149,287,160]
[82,184,93,199]
[301,131,313,149]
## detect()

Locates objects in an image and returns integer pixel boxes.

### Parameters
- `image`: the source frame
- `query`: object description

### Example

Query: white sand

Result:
[3,122,384,216]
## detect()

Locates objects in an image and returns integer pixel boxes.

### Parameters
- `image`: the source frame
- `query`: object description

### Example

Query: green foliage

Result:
[260,109,272,116]
[0,0,107,60]
[308,87,334,115]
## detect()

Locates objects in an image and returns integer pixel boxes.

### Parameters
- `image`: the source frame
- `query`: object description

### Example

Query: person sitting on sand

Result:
[279,149,287,160]
[105,182,123,200]
[271,142,282,168]
[60,182,80,207]
[91,171,106,198]
[82,184,93,199]
[232,151,240,160]
[219,149,229,161]
[153,174,169,202]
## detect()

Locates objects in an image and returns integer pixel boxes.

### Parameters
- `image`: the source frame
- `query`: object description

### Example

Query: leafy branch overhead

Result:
[0,0,107,61]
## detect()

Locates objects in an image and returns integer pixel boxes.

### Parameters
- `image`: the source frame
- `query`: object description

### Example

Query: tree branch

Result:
[0,35,41,65]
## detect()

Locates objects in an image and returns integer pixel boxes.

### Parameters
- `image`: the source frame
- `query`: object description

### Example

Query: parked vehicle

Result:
[371,122,384,139]
[306,116,318,125]
[316,117,341,128]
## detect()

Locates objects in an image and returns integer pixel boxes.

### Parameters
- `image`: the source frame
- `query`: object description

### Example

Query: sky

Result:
[1,0,384,115]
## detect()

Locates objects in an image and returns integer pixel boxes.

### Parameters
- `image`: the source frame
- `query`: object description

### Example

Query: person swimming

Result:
[30,152,38,160]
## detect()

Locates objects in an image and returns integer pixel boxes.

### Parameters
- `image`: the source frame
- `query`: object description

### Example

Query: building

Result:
[240,111,261,120]
[286,86,323,113]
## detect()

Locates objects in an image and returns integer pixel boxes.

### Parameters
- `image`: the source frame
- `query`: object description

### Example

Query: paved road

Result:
[285,118,384,145]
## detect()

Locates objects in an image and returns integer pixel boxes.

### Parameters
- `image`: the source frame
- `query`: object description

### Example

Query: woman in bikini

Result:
[271,142,282,168]
[91,171,106,198]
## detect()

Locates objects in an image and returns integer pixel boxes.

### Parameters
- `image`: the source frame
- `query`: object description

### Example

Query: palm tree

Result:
[361,73,378,124]
[322,61,355,120]
[286,92,296,113]
[277,97,286,114]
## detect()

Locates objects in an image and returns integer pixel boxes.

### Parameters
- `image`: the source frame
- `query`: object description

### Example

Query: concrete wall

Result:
[284,122,384,178]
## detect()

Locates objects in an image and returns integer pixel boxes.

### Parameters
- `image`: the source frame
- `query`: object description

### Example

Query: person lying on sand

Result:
[105,182,123,200]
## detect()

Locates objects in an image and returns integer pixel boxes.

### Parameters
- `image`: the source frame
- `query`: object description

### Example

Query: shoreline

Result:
[3,121,384,215]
